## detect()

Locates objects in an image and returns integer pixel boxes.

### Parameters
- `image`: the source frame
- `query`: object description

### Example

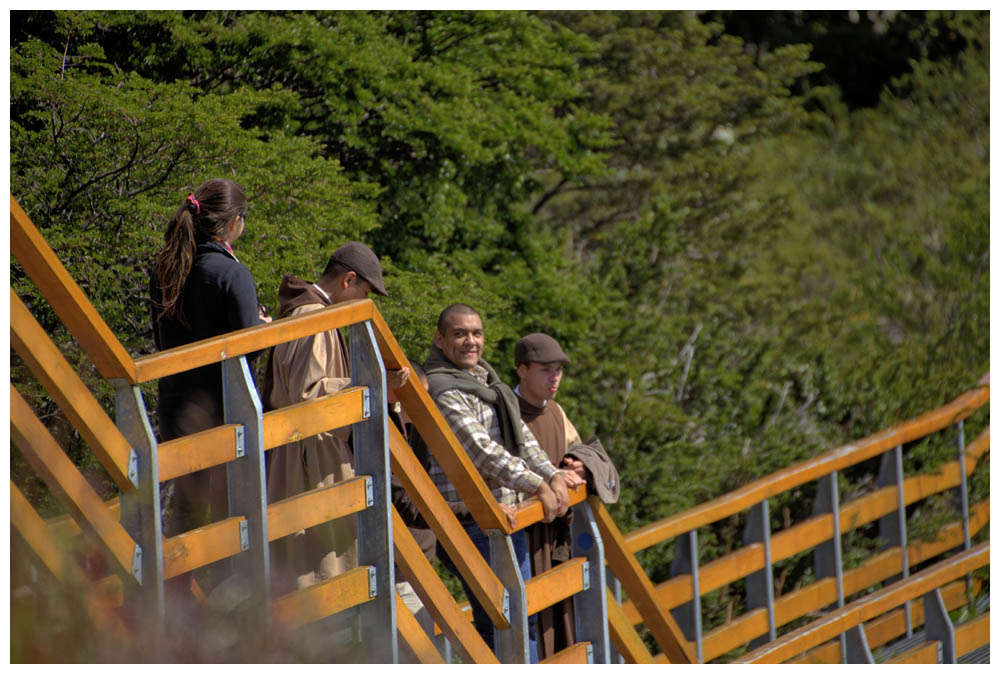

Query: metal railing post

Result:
[877,444,912,636]
[570,499,611,663]
[744,499,776,647]
[669,529,703,661]
[955,421,973,594]
[221,356,271,635]
[349,321,396,663]
[923,588,956,663]
[844,624,875,663]
[813,472,846,662]
[488,532,529,663]
[606,572,624,664]
[113,380,166,638]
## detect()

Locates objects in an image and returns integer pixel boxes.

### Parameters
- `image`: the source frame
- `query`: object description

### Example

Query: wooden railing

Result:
[610,372,989,663]
[10,195,644,663]
[734,542,990,663]
[10,193,987,663]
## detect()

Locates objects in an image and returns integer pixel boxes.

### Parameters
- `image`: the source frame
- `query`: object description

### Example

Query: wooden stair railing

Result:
[623,374,990,554]
[734,542,990,663]
[609,373,988,663]
[11,193,988,664]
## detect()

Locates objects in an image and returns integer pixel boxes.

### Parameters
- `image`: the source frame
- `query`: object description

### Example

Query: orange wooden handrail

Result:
[388,423,510,629]
[271,565,375,632]
[734,542,990,663]
[132,299,374,384]
[266,477,371,541]
[392,506,499,664]
[11,291,136,491]
[621,427,990,624]
[625,374,989,553]
[11,195,136,382]
[591,497,696,663]
[395,592,446,663]
[11,386,139,581]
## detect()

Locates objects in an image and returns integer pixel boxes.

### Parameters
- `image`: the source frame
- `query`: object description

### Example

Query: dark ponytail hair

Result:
[155,178,248,321]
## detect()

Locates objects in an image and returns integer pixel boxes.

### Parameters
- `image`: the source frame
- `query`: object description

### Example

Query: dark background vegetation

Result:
[10,10,989,660]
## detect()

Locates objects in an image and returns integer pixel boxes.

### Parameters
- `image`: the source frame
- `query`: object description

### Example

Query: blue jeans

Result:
[440,521,539,663]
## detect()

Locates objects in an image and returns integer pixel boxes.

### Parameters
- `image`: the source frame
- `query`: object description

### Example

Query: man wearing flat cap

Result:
[514,332,586,659]
[264,242,409,593]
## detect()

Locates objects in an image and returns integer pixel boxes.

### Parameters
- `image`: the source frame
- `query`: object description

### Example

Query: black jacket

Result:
[150,240,265,440]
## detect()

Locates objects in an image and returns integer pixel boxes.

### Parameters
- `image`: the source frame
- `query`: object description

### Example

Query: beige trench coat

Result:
[266,302,357,594]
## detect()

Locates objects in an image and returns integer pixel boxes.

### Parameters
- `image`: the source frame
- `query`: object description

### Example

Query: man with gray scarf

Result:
[424,303,573,662]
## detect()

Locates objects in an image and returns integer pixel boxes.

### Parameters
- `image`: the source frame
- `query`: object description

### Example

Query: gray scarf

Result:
[424,345,526,457]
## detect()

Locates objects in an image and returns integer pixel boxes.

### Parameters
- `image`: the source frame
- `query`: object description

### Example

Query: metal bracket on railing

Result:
[235,425,245,458]
[362,388,371,419]
[131,544,143,584]
[587,643,594,664]
[127,449,140,488]
[365,475,374,507]
[369,566,378,598]
[502,588,511,621]
[239,520,250,552]
[582,560,591,591]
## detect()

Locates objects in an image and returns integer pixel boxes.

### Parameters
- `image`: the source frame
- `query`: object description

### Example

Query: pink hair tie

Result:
[186,193,201,215]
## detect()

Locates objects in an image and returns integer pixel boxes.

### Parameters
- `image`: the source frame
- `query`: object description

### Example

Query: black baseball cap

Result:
[329,241,388,296]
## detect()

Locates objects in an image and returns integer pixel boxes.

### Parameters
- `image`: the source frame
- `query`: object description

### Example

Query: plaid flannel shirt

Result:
[429,363,559,508]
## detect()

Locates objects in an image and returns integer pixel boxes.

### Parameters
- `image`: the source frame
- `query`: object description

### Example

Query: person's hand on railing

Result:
[548,473,571,517]
[499,502,517,529]
[534,480,560,522]
[560,456,587,484]
[386,366,411,389]
[559,463,586,488]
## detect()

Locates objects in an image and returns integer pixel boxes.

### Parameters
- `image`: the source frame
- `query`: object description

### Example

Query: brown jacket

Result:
[265,276,357,594]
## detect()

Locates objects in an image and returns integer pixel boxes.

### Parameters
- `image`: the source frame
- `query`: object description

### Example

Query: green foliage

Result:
[10,11,988,658]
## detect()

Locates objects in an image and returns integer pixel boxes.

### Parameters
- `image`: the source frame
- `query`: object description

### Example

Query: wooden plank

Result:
[10,195,136,382]
[909,500,989,565]
[735,542,989,663]
[623,377,989,553]
[792,578,978,663]
[591,497,695,663]
[11,481,70,580]
[262,386,368,450]
[162,516,245,579]
[396,592,446,664]
[11,292,135,491]
[511,485,587,532]
[787,638,841,664]
[157,424,242,482]
[625,434,991,627]
[11,386,138,579]
[540,641,592,664]
[370,307,509,534]
[271,565,374,632]
[696,500,989,661]
[392,507,498,664]
[885,640,940,664]
[702,607,770,661]
[388,423,509,629]
[605,587,655,664]
[524,557,587,617]
[133,299,374,383]
[267,476,370,542]
[954,612,989,657]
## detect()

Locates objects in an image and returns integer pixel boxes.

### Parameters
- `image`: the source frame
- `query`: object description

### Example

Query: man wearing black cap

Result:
[514,332,586,660]
[264,242,409,594]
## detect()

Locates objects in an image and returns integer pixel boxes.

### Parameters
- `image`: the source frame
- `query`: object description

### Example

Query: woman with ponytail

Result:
[150,178,270,537]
